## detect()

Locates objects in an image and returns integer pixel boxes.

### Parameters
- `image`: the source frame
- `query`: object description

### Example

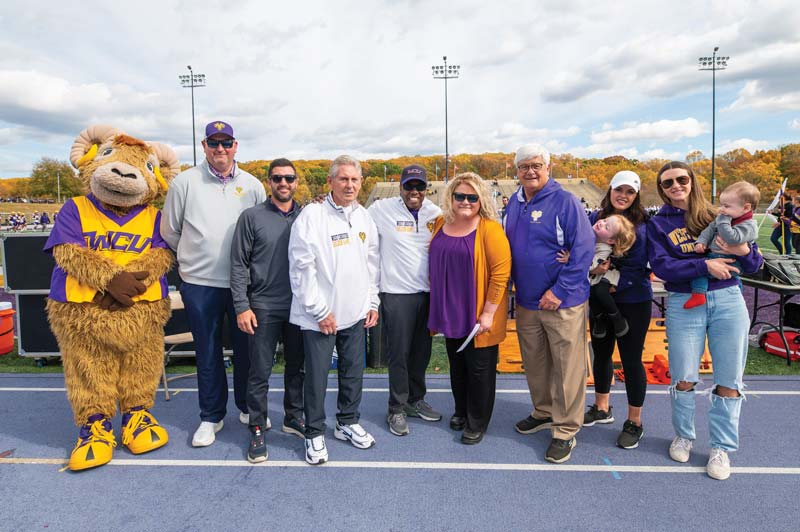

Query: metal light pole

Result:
[56,172,61,204]
[178,65,206,166]
[432,56,460,183]
[699,48,729,204]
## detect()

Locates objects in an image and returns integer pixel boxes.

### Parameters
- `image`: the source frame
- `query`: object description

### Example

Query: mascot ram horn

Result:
[46,124,180,471]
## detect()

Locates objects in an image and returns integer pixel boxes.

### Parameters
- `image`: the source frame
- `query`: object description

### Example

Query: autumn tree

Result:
[27,158,83,200]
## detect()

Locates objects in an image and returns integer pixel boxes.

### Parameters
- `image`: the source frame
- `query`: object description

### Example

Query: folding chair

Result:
[162,291,195,401]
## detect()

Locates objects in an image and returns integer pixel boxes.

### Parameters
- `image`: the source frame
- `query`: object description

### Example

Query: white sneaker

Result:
[334,422,376,449]
[669,436,693,463]
[305,435,328,465]
[192,421,224,447]
[239,412,271,429]
[707,448,731,480]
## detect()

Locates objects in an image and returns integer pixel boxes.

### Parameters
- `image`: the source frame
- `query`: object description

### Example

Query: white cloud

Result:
[727,80,800,112]
[790,118,800,130]
[717,138,771,154]
[590,118,707,144]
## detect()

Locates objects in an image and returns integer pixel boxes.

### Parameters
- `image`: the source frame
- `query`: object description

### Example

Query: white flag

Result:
[765,178,789,212]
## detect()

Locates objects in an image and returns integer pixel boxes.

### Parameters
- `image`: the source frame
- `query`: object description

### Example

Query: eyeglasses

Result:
[517,162,545,173]
[402,182,427,192]
[206,139,235,149]
[270,174,297,183]
[660,175,691,189]
[453,192,480,204]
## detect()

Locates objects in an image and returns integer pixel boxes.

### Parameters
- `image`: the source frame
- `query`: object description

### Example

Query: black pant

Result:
[381,292,433,413]
[589,280,620,317]
[590,300,651,407]
[246,310,304,427]
[445,337,498,433]
[303,320,365,438]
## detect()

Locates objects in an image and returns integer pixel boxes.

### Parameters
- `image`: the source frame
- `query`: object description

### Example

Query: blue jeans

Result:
[665,286,749,451]
[689,252,741,294]
[180,282,250,423]
[770,224,792,254]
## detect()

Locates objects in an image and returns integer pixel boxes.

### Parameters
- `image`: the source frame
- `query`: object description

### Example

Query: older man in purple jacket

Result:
[504,143,594,464]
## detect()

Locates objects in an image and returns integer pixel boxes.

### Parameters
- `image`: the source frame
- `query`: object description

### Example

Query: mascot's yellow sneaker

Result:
[121,408,169,454]
[69,414,116,471]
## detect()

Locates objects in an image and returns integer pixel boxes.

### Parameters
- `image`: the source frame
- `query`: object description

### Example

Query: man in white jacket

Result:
[289,155,380,465]
[368,165,443,437]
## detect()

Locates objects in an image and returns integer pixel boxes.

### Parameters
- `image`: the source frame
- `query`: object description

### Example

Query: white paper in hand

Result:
[456,323,481,353]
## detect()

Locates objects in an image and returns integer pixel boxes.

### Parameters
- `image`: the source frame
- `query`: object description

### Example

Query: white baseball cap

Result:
[609,170,640,193]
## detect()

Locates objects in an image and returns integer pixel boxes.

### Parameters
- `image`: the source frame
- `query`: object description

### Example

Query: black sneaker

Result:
[616,420,644,449]
[545,437,575,463]
[449,415,466,431]
[247,425,268,463]
[591,316,607,338]
[609,312,630,337]
[404,400,442,422]
[515,415,553,434]
[583,404,614,427]
[281,417,306,440]
[460,430,484,445]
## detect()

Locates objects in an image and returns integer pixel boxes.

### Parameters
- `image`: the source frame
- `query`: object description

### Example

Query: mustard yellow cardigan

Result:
[431,216,512,348]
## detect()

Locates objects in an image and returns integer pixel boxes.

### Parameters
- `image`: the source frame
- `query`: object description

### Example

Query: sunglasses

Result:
[660,175,691,189]
[402,181,427,192]
[453,192,480,204]
[270,174,297,183]
[206,139,235,149]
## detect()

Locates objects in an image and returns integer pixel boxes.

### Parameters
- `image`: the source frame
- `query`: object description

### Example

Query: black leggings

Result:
[589,300,651,407]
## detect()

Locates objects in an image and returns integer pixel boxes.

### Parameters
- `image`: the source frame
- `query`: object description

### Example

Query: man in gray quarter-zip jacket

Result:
[289,155,380,465]
[161,121,266,448]
[230,158,306,463]
[367,165,443,437]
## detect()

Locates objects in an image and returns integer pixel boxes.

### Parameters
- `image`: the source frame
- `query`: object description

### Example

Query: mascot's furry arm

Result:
[124,247,174,287]
[52,243,123,291]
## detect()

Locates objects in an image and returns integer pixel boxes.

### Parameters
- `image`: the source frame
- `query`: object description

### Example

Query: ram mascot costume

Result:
[45,125,180,471]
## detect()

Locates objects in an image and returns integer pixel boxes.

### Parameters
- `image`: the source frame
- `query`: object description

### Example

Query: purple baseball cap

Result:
[400,164,427,186]
[204,121,235,139]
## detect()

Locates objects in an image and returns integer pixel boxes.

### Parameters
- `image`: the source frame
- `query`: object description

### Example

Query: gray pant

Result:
[246,310,305,428]
[303,320,366,438]
[381,292,432,413]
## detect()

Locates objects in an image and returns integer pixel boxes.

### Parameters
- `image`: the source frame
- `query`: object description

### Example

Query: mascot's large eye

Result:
[101,148,114,156]
[146,161,155,173]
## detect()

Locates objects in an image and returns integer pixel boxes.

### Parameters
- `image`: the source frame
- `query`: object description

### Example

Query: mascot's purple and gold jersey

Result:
[44,193,169,303]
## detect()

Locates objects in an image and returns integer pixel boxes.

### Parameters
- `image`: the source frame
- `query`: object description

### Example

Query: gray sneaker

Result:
[404,400,442,422]
[545,437,576,463]
[387,412,409,436]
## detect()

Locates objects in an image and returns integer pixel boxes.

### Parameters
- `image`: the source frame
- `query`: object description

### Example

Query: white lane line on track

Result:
[2,387,800,395]
[2,457,800,475]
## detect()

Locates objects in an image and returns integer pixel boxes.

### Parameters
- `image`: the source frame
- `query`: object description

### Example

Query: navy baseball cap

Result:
[205,121,235,139]
[400,164,427,186]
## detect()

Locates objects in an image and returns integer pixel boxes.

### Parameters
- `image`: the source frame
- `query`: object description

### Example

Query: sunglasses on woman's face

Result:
[660,175,691,189]
[453,192,480,204]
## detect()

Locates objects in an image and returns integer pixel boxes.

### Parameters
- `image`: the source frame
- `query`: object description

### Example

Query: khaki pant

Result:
[516,303,587,440]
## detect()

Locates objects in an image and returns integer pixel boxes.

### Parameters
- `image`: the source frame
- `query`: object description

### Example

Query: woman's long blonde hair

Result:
[442,172,498,223]
[656,161,716,237]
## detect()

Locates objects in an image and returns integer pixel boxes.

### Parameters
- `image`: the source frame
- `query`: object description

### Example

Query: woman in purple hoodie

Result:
[647,161,762,481]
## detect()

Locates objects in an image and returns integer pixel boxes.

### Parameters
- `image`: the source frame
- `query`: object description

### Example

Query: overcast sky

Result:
[1,0,798,177]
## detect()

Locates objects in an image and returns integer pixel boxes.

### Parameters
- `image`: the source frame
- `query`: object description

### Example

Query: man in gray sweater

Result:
[161,121,267,447]
[230,158,305,463]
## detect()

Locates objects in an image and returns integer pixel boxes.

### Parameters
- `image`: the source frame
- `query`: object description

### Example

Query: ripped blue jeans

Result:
[665,286,749,451]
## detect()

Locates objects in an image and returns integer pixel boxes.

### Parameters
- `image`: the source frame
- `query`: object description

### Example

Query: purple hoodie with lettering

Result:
[646,203,762,293]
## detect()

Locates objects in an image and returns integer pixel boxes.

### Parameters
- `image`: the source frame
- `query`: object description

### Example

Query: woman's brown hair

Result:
[656,161,716,237]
